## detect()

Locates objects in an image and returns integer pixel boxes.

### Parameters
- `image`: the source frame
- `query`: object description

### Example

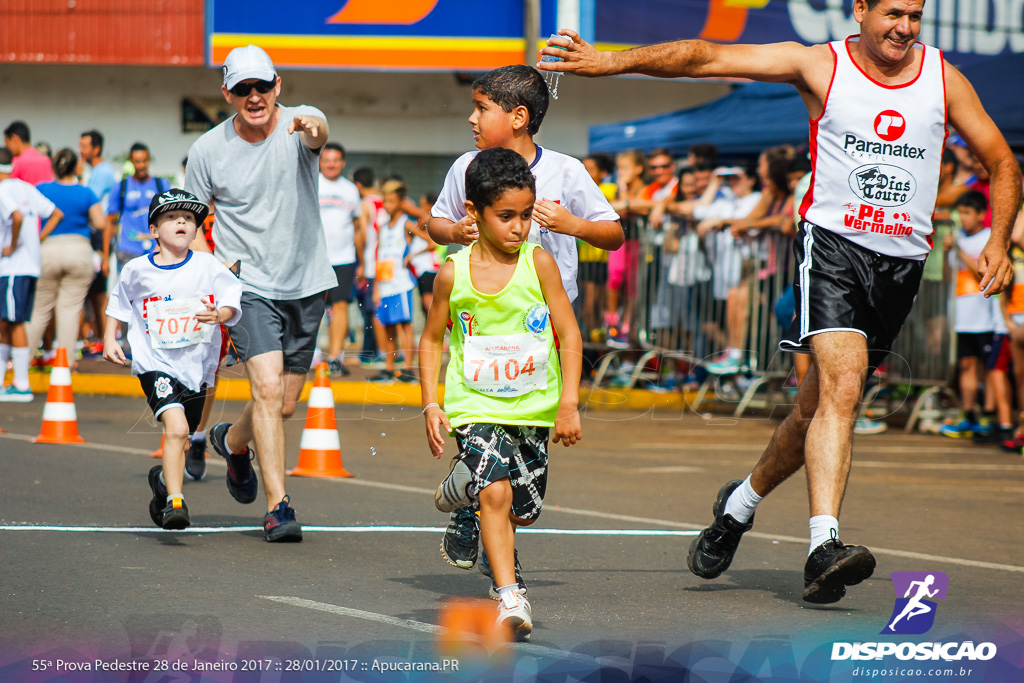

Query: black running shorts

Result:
[780,222,924,372]
[957,332,993,362]
[454,423,549,521]
[326,263,357,305]
[139,372,206,433]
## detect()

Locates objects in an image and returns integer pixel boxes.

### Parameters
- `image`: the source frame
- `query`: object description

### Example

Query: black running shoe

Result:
[802,536,876,604]
[148,465,190,530]
[185,437,207,481]
[480,548,527,600]
[328,358,350,377]
[148,465,168,527]
[209,422,258,504]
[263,494,303,542]
[687,479,754,579]
[440,507,479,569]
[160,497,191,530]
[398,369,418,384]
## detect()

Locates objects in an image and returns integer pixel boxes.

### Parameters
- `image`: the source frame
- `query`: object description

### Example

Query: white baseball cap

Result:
[223,45,277,90]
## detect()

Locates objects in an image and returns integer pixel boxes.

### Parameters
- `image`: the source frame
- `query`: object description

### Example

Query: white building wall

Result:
[0,63,731,177]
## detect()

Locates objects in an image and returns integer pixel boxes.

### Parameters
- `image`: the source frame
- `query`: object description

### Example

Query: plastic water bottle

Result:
[541,34,567,99]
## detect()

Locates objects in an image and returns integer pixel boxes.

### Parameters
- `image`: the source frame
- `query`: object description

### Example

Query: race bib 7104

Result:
[463,333,548,397]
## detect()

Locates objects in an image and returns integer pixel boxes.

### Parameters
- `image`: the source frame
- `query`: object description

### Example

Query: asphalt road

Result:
[2,395,1022,682]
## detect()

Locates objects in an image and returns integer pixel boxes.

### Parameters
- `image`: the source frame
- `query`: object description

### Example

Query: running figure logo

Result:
[881,571,949,635]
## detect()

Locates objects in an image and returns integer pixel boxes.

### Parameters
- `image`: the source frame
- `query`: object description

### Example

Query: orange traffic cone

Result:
[288,363,352,477]
[150,436,164,458]
[35,347,84,444]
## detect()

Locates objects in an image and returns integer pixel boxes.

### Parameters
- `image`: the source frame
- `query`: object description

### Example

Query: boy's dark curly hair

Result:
[472,65,549,136]
[465,148,536,211]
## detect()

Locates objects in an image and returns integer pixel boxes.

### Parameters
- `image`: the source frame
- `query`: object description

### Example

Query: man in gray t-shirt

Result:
[184,44,336,543]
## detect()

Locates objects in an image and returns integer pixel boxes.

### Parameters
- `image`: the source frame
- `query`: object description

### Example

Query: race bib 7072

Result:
[147,297,214,349]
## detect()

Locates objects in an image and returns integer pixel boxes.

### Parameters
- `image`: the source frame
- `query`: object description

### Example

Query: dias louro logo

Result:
[831,571,997,663]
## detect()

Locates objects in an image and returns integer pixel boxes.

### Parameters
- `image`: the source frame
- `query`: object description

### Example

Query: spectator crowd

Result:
[3,116,1024,455]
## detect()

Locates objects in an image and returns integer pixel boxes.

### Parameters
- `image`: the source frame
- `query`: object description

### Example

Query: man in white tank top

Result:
[540,0,1021,604]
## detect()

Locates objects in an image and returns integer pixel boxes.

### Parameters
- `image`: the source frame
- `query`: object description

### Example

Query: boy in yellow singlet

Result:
[419,148,583,642]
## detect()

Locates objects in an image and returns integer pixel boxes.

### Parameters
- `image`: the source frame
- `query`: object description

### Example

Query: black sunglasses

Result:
[229,79,276,98]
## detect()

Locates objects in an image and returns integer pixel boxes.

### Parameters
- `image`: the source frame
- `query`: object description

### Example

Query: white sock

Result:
[159,470,166,487]
[809,515,839,555]
[11,347,31,389]
[0,343,11,374]
[166,494,185,505]
[192,430,206,442]
[727,348,742,360]
[723,475,762,524]
[496,584,519,601]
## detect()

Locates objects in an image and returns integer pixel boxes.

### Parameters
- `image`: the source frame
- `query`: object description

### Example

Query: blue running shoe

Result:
[940,418,978,439]
[209,422,258,504]
[263,495,302,542]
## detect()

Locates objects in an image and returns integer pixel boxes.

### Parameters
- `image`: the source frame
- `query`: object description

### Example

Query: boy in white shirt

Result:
[941,190,994,438]
[0,149,64,402]
[426,63,622,582]
[104,189,242,529]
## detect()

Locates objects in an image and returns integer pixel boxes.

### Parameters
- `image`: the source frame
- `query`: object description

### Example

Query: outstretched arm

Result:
[538,29,824,84]
[947,63,1022,296]
[288,114,329,150]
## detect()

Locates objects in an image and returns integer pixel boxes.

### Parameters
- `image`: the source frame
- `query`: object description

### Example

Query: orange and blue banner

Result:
[207,0,557,71]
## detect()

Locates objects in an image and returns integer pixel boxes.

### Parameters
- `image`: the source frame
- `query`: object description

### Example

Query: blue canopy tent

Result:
[588,81,810,157]
[958,51,1024,149]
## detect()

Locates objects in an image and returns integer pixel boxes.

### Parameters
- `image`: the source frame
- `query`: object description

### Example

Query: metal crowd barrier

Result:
[575,215,958,428]
[865,219,958,432]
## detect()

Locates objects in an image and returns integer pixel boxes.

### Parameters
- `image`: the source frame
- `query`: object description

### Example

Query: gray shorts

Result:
[226,291,327,373]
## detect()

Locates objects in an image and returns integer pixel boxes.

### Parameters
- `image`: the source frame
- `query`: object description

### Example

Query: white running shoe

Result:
[434,459,474,512]
[496,588,532,642]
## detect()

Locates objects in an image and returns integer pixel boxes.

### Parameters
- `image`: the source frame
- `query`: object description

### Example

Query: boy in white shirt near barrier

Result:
[103,189,242,530]
[941,190,996,439]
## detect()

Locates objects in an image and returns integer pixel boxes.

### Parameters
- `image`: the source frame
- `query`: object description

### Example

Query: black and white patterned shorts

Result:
[454,423,549,521]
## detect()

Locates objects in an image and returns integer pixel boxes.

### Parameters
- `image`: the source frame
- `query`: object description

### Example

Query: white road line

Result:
[6,433,1023,573]
[635,442,992,456]
[0,524,698,537]
[854,461,1024,471]
[0,431,154,457]
[639,461,1024,473]
[257,595,598,665]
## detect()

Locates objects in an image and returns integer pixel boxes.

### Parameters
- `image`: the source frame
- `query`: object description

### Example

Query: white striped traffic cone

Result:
[288,362,352,477]
[34,347,84,444]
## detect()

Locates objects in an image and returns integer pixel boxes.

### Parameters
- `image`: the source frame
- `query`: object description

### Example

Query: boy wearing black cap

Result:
[103,189,242,530]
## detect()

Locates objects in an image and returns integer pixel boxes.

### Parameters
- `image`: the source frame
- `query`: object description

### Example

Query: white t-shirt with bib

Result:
[375,214,416,298]
[106,251,244,392]
[950,228,994,333]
